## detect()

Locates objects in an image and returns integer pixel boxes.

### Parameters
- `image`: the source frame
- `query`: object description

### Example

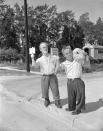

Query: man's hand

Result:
[74,57,81,62]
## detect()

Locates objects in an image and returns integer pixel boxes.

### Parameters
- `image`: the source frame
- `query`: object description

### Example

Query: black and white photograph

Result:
[0,0,103,130]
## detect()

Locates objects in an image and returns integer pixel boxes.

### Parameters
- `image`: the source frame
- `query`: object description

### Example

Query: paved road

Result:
[0,72,103,131]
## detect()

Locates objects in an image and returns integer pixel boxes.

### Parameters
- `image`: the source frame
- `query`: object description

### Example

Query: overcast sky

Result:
[5,0,103,23]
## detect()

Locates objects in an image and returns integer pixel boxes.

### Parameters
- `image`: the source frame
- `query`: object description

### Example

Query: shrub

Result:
[0,48,24,63]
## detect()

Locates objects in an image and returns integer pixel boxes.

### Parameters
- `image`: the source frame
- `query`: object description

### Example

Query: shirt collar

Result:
[65,60,72,63]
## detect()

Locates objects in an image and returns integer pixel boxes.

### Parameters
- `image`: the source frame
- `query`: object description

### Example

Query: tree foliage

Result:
[0,7,20,50]
[78,13,103,45]
[0,2,103,62]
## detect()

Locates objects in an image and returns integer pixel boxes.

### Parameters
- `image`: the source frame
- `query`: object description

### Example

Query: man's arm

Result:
[56,60,65,75]
[32,58,40,68]
[54,56,60,74]
[74,52,86,65]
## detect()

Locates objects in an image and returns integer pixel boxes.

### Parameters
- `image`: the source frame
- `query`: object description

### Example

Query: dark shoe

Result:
[55,100,62,108]
[44,99,50,107]
[65,108,74,111]
[72,110,81,115]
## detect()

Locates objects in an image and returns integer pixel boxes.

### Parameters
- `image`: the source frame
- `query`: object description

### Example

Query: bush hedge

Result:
[0,48,24,63]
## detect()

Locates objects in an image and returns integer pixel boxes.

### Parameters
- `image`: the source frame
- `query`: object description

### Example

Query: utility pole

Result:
[24,0,30,72]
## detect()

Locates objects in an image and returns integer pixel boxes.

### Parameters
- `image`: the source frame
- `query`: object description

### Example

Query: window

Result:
[98,49,103,54]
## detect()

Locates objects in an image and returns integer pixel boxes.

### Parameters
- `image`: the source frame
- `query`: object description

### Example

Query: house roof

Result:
[83,43,103,49]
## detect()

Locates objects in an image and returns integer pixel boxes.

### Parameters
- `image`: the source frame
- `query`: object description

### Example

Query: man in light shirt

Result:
[61,46,85,115]
[34,42,62,108]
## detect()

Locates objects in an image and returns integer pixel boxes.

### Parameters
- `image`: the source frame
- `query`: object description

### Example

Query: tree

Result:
[0,2,95,61]
[94,17,103,45]
[78,12,95,44]
[1,7,20,50]
[57,21,84,52]
[13,4,85,57]
[79,12,90,23]
[28,4,58,57]
[0,0,7,36]
[96,17,103,25]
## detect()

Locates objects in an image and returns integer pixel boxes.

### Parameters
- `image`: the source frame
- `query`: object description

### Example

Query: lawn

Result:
[0,62,40,72]
[0,68,36,76]
[0,62,40,76]
[0,61,103,76]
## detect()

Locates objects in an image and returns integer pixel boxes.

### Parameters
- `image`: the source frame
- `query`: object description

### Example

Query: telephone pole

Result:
[24,0,30,72]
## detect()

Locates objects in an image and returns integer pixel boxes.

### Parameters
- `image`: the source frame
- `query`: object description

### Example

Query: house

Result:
[83,43,103,60]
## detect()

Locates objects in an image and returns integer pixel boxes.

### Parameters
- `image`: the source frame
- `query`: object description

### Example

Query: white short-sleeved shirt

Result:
[36,54,59,75]
[61,60,82,79]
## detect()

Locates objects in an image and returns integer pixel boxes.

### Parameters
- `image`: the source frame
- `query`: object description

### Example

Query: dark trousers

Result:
[67,78,85,111]
[41,74,60,100]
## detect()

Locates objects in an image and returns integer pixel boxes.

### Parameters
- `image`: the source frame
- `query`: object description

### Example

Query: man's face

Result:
[40,43,48,55]
[63,48,73,61]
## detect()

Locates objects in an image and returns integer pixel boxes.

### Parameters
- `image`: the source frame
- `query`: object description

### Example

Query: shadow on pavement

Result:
[50,98,68,106]
[84,98,103,113]
[51,98,103,113]
[60,98,68,106]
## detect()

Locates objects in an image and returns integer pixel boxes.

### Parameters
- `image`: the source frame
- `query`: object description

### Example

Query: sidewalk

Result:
[1,67,103,131]
[0,66,42,75]
[0,65,103,77]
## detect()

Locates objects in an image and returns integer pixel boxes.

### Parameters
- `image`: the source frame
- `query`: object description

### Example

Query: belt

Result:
[43,73,55,76]
[68,78,80,80]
